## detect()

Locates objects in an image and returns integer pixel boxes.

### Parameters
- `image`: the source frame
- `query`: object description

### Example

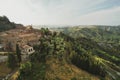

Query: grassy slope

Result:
[0,62,11,78]
[11,59,100,80]
[46,56,100,80]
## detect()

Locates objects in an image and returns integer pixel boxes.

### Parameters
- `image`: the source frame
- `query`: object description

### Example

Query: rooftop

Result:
[22,45,32,49]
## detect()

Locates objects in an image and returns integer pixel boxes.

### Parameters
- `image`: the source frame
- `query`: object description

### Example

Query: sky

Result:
[0,0,120,25]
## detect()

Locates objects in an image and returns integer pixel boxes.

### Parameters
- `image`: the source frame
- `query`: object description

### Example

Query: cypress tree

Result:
[7,53,17,70]
[16,44,21,63]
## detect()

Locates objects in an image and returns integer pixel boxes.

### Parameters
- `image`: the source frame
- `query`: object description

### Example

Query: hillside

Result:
[0,18,119,80]
[0,16,16,32]
[15,28,120,80]
[50,26,120,79]
[46,56,100,80]
[51,25,120,43]
[15,28,100,80]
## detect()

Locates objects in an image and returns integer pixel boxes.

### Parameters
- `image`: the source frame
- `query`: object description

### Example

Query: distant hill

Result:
[51,25,120,43]
[0,16,16,32]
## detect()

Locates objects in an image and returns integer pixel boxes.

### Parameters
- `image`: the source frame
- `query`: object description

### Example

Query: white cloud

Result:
[0,0,119,25]
[75,7,120,25]
[0,0,34,24]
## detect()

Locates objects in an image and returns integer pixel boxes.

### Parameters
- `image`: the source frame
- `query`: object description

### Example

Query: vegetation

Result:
[17,62,46,80]
[8,26,119,80]
[16,44,21,64]
[53,26,120,79]
[7,53,17,70]
[0,16,16,32]
[53,26,120,43]
[0,62,11,78]
[17,28,50,80]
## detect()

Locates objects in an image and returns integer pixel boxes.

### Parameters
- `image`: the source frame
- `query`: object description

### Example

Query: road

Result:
[0,56,7,63]
[0,54,29,63]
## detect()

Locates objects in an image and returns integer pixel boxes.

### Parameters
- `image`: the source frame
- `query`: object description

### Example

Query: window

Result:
[29,49,31,52]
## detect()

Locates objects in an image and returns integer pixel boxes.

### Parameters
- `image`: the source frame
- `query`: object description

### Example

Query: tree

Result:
[40,28,50,36]
[16,44,21,63]
[0,16,16,32]
[7,53,17,70]
[7,42,13,52]
[17,62,32,80]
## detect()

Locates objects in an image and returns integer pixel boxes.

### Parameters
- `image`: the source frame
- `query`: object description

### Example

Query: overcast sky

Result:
[0,0,120,25]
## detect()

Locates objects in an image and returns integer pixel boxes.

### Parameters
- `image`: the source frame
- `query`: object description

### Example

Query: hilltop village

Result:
[0,25,41,54]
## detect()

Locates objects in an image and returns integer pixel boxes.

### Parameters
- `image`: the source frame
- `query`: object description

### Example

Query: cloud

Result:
[0,0,120,25]
[75,6,120,25]
[0,0,35,23]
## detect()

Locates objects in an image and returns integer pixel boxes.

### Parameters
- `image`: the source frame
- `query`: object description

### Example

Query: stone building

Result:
[21,45,35,55]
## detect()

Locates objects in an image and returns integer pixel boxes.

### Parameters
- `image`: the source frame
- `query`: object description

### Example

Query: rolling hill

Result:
[51,25,120,43]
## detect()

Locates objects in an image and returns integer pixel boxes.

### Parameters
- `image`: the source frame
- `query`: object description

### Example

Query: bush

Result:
[71,77,77,80]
